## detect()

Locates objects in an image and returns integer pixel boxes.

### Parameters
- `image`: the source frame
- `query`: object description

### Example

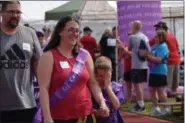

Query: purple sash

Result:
[34,48,88,123]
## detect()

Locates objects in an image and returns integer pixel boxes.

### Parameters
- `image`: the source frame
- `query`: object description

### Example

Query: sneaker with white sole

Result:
[151,108,162,116]
[161,108,170,115]
[130,103,145,112]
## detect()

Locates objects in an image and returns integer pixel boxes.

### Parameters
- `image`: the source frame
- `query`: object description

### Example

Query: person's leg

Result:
[157,87,168,103]
[171,64,180,92]
[150,87,158,107]
[126,82,132,102]
[124,71,132,102]
[148,74,160,106]
[134,83,144,108]
[167,65,174,92]
[157,87,169,114]
[149,87,162,115]
[135,69,148,109]
[1,107,37,123]
[130,69,145,111]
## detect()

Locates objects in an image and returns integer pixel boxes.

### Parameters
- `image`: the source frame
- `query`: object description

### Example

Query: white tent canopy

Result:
[79,1,184,20]
[18,1,183,21]
[80,1,116,20]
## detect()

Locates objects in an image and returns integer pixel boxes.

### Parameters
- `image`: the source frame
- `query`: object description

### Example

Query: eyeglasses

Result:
[5,10,22,16]
[64,27,80,34]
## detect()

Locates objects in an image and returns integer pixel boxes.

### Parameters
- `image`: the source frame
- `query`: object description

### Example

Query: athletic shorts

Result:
[149,74,167,87]
[131,69,148,83]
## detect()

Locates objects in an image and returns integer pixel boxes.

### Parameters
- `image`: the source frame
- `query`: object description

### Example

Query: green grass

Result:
[121,98,184,122]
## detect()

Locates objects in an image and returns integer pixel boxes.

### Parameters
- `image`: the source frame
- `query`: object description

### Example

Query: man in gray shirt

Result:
[0,1,42,123]
[120,20,150,112]
[128,20,150,111]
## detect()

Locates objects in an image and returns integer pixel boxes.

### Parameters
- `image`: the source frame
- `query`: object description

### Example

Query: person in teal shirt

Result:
[139,29,169,116]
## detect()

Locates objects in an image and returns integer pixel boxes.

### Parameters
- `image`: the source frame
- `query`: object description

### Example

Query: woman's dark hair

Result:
[44,16,79,56]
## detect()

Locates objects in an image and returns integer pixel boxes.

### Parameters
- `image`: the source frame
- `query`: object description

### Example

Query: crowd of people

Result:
[0,1,121,123]
[0,1,183,123]
[117,20,182,115]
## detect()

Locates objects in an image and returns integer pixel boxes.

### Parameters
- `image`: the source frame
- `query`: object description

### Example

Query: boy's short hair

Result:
[94,56,112,71]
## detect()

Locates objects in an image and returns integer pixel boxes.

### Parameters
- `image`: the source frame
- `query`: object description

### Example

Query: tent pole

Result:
[115,2,119,83]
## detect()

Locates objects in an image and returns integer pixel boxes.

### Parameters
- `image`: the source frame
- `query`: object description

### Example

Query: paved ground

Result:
[122,112,175,123]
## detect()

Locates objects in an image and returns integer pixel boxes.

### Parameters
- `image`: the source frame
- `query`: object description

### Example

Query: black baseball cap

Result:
[154,21,168,30]
[83,26,93,32]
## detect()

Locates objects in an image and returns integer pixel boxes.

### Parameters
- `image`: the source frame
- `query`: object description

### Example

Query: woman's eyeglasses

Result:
[64,27,80,34]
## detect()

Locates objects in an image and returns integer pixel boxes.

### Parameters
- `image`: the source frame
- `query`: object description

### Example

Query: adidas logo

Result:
[0,44,29,69]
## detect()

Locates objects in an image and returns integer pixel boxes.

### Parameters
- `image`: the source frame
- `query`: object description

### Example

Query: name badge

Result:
[60,61,70,69]
[23,43,31,51]
[107,38,116,46]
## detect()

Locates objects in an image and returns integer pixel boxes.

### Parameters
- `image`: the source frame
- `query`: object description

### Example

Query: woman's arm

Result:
[146,54,163,63]
[116,39,131,56]
[37,52,54,122]
[139,50,163,63]
[86,53,109,117]
[121,47,132,56]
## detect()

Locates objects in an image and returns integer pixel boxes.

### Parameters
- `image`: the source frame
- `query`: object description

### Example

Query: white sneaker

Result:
[151,107,162,116]
[161,108,170,115]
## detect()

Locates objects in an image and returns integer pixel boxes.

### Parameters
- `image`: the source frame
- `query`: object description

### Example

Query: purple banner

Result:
[117,1,162,43]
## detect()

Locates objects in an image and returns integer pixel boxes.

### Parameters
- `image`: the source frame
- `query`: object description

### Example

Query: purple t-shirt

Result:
[93,82,124,123]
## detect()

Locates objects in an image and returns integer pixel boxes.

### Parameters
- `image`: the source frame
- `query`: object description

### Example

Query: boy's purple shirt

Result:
[93,81,124,123]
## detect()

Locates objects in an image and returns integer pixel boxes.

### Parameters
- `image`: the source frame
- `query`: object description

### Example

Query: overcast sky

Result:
[20,1,184,21]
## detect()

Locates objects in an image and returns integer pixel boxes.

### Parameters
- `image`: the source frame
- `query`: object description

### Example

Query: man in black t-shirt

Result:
[99,27,116,81]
